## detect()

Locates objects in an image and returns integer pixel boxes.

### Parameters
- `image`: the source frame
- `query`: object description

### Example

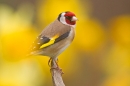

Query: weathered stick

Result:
[50,60,65,86]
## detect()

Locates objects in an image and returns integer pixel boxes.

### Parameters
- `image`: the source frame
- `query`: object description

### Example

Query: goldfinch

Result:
[30,11,78,67]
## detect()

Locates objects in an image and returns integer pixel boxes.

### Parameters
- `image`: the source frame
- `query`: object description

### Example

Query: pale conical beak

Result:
[71,16,78,21]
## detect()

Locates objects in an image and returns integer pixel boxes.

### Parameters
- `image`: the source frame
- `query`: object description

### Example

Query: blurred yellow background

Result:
[0,0,130,86]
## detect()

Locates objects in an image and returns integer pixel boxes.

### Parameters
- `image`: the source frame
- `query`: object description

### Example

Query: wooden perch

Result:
[50,60,65,86]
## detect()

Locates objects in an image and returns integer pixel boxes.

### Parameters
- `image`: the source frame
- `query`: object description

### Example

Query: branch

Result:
[50,60,65,86]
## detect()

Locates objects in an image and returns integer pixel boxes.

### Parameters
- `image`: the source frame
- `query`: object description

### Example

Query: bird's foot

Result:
[48,58,64,74]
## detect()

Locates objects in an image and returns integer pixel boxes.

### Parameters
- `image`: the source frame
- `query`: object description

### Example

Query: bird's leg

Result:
[48,58,52,67]
[50,58,64,74]
[54,59,63,72]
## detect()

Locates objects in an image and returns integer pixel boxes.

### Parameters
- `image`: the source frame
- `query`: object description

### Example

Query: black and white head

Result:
[58,11,78,28]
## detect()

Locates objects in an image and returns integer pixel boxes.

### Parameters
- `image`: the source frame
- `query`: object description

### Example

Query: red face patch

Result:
[64,12,76,25]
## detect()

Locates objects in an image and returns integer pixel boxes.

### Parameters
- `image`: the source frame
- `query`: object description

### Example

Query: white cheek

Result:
[60,17,66,25]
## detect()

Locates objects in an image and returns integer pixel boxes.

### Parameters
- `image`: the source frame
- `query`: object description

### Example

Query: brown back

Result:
[40,20,71,38]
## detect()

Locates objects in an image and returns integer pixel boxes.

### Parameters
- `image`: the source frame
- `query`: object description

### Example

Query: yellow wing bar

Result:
[40,34,59,49]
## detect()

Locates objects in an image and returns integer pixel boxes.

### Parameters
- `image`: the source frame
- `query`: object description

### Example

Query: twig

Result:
[50,60,65,86]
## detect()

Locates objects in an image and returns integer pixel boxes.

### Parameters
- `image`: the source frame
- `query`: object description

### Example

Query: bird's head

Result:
[58,11,78,27]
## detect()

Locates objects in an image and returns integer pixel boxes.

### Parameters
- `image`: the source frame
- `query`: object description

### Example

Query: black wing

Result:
[31,35,50,51]
[31,31,70,51]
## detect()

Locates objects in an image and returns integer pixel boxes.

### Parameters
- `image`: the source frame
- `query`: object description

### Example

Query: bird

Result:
[30,11,78,70]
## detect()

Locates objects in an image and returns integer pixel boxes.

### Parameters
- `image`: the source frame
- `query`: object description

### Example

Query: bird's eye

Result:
[65,16,71,20]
